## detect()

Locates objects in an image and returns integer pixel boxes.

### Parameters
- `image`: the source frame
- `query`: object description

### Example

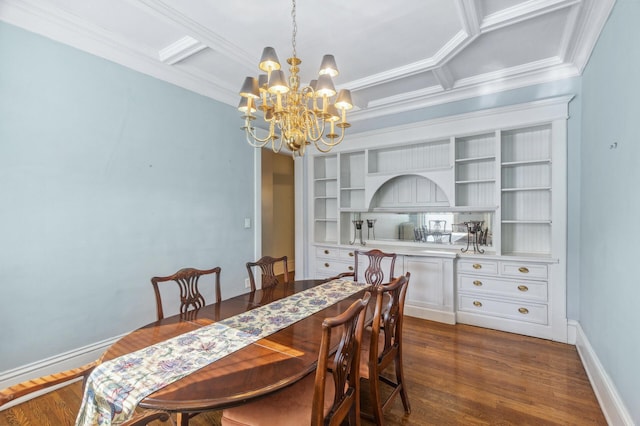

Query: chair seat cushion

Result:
[221,372,335,426]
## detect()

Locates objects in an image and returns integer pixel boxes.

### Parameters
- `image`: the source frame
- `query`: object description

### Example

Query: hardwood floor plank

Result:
[0,316,606,425]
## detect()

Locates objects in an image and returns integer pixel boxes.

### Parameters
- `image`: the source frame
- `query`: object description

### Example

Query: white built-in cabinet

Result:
[403,255,456,324]
[304,97,571,342]
[313,245,456,324]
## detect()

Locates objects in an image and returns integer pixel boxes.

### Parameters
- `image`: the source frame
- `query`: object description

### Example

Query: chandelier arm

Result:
[244,125,274,146]
[245,133,270,148]
[271,133,284,153]
[302,110,328,143]
[314,127,346,148]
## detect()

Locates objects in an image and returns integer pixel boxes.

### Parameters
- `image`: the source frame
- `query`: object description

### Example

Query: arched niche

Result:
[368,174,450,211]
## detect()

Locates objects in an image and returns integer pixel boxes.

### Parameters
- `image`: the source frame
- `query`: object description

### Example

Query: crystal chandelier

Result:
[238,0,353,157]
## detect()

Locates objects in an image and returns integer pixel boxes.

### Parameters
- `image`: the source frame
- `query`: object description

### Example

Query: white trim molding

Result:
[0,334,123,410]
[571,320,634,426]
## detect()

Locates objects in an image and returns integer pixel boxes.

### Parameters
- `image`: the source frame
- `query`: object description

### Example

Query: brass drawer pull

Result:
[324,249,330,255]
[518,267,529,273]
[324,263,330,268]
[348,266,354,271]
[472,263,482,269]
[348,252,354,257]
[473,301,482,307]
[473,280,482,286]
[518,307,529,314]
[517,285,529,292]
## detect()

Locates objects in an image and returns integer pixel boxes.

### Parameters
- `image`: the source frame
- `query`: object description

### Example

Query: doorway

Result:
[261,149,295,276]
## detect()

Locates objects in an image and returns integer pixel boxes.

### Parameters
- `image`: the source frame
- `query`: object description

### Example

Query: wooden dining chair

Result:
[0,361,171,425]
[220,293,371,426]
[151,266,222,320]
[246,255,289,291]
[331,249,396,285]
[360,273,411,426]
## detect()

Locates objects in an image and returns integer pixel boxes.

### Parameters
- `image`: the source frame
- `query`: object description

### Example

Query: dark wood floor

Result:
[0,316,606,425]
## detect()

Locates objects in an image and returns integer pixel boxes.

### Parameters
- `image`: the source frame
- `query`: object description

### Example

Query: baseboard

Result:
[405,306,456,324]
[0,334,123,410]
[571,320,634,425]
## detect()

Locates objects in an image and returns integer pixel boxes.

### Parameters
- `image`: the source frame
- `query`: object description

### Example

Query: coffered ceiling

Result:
[1,0,615,130]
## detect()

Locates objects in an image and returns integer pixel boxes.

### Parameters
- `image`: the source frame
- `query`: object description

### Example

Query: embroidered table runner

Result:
[75,279,367,425]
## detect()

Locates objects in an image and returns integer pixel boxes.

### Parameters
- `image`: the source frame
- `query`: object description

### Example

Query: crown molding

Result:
[158,36,207,65]
[347,95,575,142]
[566,0,616,73]
[0,0,239,105]
[127,0,255,68]
[350,62,579,123]
[481,0,580,32]
[456,0,482,36]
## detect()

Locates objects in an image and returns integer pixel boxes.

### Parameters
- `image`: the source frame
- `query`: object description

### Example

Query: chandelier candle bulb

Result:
[238,0,351,156]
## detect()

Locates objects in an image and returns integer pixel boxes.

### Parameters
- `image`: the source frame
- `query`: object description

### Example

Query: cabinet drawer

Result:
[457,259,498,275]
[458,275,547,302]
[458,295,548,324]
[339,249,357,260]
[315,259,354,274]
[316,246,338,258]
[500,262,548,280]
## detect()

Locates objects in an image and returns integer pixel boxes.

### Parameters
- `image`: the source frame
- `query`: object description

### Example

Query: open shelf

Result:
[368,139,450,174]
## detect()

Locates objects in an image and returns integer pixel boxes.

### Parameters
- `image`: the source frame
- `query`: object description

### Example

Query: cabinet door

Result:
[404,256,446,308]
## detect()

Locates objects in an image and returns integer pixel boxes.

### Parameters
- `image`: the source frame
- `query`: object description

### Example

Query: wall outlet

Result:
[244,278,250,288]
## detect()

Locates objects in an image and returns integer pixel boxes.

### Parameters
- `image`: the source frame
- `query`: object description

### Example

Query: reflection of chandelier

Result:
[238,0,353,157]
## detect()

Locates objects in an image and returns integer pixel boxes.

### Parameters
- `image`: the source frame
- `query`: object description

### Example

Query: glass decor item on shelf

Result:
[350,219,365,246]
[366,219,376,240]
[460,221,486,254]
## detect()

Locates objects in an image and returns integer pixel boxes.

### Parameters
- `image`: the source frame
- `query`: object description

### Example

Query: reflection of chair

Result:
[151,267,222,321]
[246,255,289,291]
[0,361,171,425]
[330,249,396,285]
[428,220,452,243]
[360,273,411,425]
[221,294,371,426]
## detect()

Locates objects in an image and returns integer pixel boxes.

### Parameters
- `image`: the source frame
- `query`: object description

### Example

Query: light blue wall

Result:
[0,22,255,371]
[580,0,640,421]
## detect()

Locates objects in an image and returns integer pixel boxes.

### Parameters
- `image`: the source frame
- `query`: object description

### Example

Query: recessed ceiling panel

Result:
[448,8,571,81]
[159,0,462,83]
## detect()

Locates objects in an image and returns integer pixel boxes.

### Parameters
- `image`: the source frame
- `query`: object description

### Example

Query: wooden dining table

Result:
[98,279,370,425]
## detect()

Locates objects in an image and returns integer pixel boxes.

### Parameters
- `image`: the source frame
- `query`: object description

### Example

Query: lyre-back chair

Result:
[0,361,170,425]
[221,293,370,426]
[361,273,411,425]
[331,249,396,285]
[151,266,222,320]
[246,255,289,291]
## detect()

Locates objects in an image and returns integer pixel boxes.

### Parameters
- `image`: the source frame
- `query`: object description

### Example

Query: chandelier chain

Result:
[291,0,297,58]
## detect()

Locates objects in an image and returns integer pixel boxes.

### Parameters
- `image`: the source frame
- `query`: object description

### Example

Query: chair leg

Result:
[369,375,385,426]
[176,412,190,426]
[349,403,360,426]
[395,355,411,414]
